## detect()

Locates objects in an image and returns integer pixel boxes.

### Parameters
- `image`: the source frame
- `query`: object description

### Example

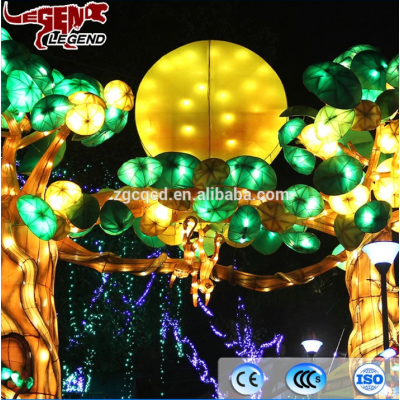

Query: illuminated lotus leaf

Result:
[100,200,134,235]
[133,217,165,248]
[280,105,318,119]
[1,40,30,74]
[374,177,399,208]
[140,202,172,236]
[52,69,64,86]
[334,214,365,251]
[313,155,363,195]
[223,156,277,191]
[303,61,362,109]
[65,104,105,136]
[283,184,324,218]
[18,130,66,175]
[31,95,74,131]
[1,104,26,129]
[16,195,57,241]
[251,226,283,255]
[26,54,53,95]
[351,100,381,131]
[280,231,320,254]
[328,185,369,215]
[192,158,230,189]
[118,157,163,188]
[65,194,100,230]
[283,145,316,175]
[159,191,191,211]
[45,181,82,212]
[258,202,297,232]
[52,211,70,241]
[152,152,200,189]
[6,70,42,112]
[354,200,392,233]
[1,27,12,41]
[351,50,388,91]
[278,118,306,146]
[376,89,399,121]
[361,89,383,102]
[228,205,261,244]
[386,54,399,88]
[1,72,10,112]
[81,130,115,147]
[104,80,134,111]
[299,124,338,159]
[333,44,380,68]
[104,106,128,133]
[68,226,94,238]
[332,244,346,270]
[315,106,355,143]
[158,223,184,246]
[66,73,104,97]
[193,188,238,223]
[68,91,107,108]
[377,120,399,154]
[54,78,100,97]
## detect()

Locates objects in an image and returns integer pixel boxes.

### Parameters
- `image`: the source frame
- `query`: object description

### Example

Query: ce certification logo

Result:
[286,363,327,395]
[231,363,264,396]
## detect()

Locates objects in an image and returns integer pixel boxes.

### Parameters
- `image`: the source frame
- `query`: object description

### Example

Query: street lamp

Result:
[362,241,399,350]
[301,330,323,359]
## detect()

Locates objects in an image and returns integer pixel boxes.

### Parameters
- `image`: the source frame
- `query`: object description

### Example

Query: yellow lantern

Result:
[299,124,338,159]
[140,202,173,236]
[376,120,399,154]
[68,91,107,108]
[104,80,134,111]
[158,223,184,245]
[135,40,287,161]
[328,185,370,215]
[52,211,71,241]
[373,157,399,207]
[351,100,381,131]
[45,181,82,212]
[65,104,105,135]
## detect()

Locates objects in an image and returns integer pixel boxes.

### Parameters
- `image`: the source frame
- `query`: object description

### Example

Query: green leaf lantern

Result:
[283,184,324,218]
[303,61,362,109]
[16,195,57,241]
[333,44,380,68]
[1,27,12,41]
[334,214,365,251]
[133,217,165,248]
[66,73,104,98]
[228,205,261,244]
[31,94,74,131]
[278,118,306,146]
[118,157,163,188]
[280,231,320,254]
[351,50,388,91]
[313,155,363,195]
[376,89,399,121]
[6,70,42,112]
[386,54,399,88]
[1,40,30,75]
[26,54,54,95]
[279,105,318,119]
[283,145,316,175]
[315,106,355,143]
[54,78,100,97]
[1,367,12,380]
[251,226,283,255]
[152,152,200,189]
[354,200,392,233]
[193,188,238,223]
[68,226,94,238]
[81,129,115,147]
[332,244,346,271]
[1,71,10,113]
[1,104,25,128]
[99,200,135,235]
[52,69,64,86]
[104,106,128,133]
[65,194,100,230]
[18,130,66,175]
[223,156,277,191]
[192,158,230,189]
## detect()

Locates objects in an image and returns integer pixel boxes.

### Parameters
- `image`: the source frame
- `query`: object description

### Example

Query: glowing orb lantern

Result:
[104,80,134,111]
[299,124,338,159]
[45,181,82,212]
[118,157,163,188]
[228,205,261,243]
[283,184,324,218]
[377,120,399,154]
[140,202,173,236]
[133,217,165,248]
[135,40,287,161]
[65,104,105,136]
[354,200,392,233]
[328,185,369,215]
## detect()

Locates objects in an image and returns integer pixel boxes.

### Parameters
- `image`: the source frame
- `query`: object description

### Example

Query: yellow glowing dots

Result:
[104,80,134,111]
[45,181,82,212]
[135,40,287,160]
[328,185,370,215]
[65,104,105,136]
[377,120,399,154]
[299,124,338,159]
[182,125,194,134]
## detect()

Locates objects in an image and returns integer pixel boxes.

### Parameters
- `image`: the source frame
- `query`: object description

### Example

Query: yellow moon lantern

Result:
[135,40,287,161]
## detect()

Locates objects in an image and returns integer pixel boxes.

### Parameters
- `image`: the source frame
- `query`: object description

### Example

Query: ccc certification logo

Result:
[354,363,386,395]
[286,363,326,395]
[231,363,264,396]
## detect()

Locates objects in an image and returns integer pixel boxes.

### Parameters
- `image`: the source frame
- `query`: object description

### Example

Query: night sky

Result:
[2,1,399,398]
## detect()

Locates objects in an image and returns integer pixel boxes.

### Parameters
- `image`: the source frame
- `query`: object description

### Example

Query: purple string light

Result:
[197,296,214,317]
[134,273,156,307]
[64,367,86,393]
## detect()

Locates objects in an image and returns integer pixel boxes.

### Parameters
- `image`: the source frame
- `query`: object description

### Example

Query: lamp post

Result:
[301,330,323,360]
[362,241,399,350]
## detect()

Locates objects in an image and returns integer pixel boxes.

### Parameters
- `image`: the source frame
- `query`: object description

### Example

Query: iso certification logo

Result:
[286,363,326,395]
[354,363,386,395]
